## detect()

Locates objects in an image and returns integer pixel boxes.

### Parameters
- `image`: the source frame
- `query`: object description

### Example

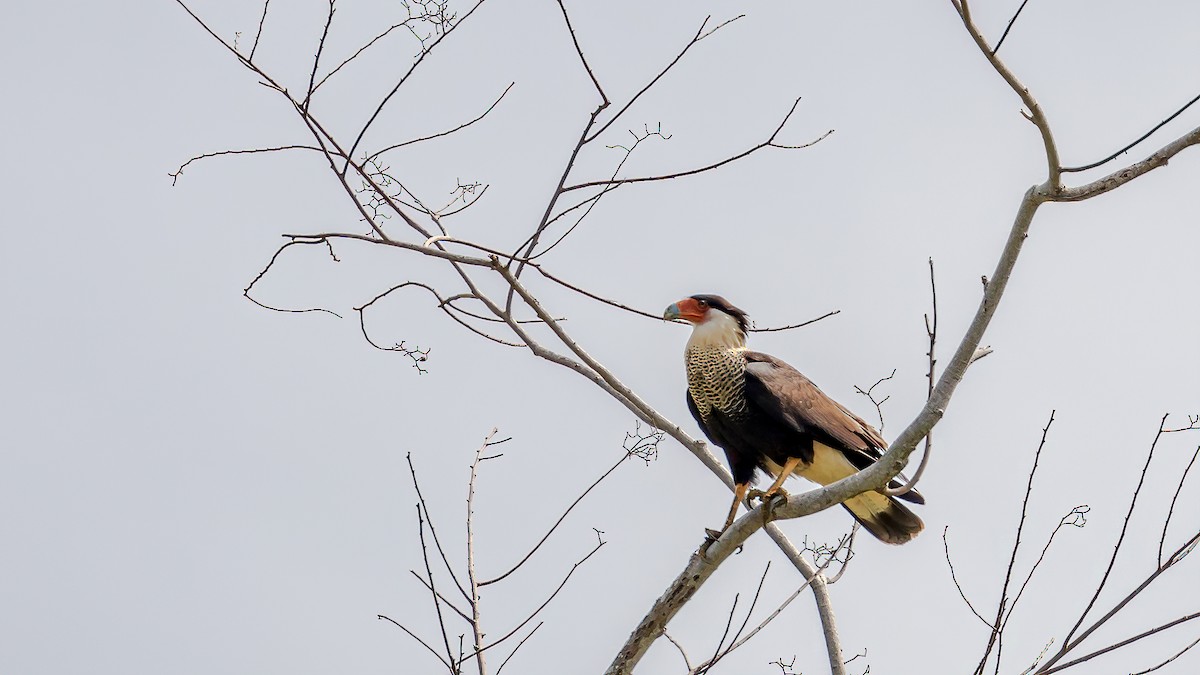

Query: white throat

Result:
[686,310,746,351]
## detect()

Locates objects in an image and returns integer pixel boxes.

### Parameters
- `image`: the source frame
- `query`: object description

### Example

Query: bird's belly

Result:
[765,443,857,486]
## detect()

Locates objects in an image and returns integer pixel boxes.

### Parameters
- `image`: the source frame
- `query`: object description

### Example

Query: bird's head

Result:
[664,294,749,348]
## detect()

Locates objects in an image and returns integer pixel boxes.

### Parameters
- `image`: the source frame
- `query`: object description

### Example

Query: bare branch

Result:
[406,453,470,602]
[566,102,831,192]
[367,83,515,162]
[377,614,453,671]
[409,570,472,625]
[853,369,896,433]
[1131,635,1200,675]
[748,309,842,333]
[249,0,271,61]
[244,239,342,318]
[465,429,494,675]
[416,504,458,670]
[1160,445,1200,566]
[992,0,1032,55]
[586,15,741,143]
[495,622,543,675]
[302,0,336,111]
[554,0,608,106]
[1040,611,1200,675]
[693,531,857,671]
[956,0,1061,187]
[943,527,993,628]
[1059,415,1168,649]
[476,530,606,658]
[662,630,693,672]
[531,124,671,260]
[1053,125,1200,201]
[1062,91,1200,173]
[169,145,328,185]
[888,257,938,497]
[482,429,657,586]
[342,0,489,174]
[1003,505,1090,629]
[311,16,444,94]
[974,410,1057,675]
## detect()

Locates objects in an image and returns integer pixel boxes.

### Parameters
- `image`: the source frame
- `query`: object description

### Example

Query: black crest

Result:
[690,294,749,334]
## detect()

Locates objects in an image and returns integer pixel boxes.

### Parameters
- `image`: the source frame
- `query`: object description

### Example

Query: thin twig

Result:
[249,0,271,61]
[1059,415,1168,649]
[474,531,606,658]
[416,504,457,669]
[586,15,741,143]
[1040,611,1200,675]
[554,0,608,106]
[1062,91,1200,173]
[495,622,543,675]
[944,526,993,628]
[169,145,328,185]
[482,442,646,586]
[243,239,342,318]
[465,429,495,675]
[565,104,831,191]
[342,0,488,174]
[887,257,938,496]
[367,83,515,161]
[303,0,336,110]
[662,630,693,672]
[377,614,452,670]
[1130,635,1200,675]
[974,410,1056,675]
[1003,505,1090,628]
[1160,445,1200,566]
[406,453,470,601]
[992,0,1032,55]
[853,369,896,433]
[409,570,473,624]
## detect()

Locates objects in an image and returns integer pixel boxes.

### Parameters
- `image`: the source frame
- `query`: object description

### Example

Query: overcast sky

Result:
[3,1,1199,674]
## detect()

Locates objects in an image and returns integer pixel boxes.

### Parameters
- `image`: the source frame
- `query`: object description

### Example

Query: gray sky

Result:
[3,1,1199,673]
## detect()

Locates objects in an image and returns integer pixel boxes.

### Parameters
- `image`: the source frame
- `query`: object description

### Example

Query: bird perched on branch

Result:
[664,294,924,544]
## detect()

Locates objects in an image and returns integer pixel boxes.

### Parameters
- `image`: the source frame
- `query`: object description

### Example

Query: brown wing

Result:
[743,351,923,504]
[743,351,885,456]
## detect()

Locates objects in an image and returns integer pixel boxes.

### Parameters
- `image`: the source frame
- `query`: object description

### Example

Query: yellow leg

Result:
[762,457,803,497]
[723,482,751,531]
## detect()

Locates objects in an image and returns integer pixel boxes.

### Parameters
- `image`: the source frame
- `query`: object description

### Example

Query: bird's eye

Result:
[697,299,708,308]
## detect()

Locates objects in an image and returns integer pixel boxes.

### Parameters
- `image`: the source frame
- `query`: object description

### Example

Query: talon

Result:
[747,486,789,505]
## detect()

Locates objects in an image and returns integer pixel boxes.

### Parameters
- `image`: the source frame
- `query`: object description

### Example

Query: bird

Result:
[663,294,924,544]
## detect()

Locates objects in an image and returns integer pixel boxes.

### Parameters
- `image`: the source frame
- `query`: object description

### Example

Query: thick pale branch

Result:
[773,185,1043,523]
[1062,92,1200,173]
[1052,126,1200,201]
[956,0,1061,187]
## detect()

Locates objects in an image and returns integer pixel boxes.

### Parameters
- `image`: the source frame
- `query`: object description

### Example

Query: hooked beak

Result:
[664,298,705,323]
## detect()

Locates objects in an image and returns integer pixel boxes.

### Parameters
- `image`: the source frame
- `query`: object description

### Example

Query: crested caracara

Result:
[664,294,924,544]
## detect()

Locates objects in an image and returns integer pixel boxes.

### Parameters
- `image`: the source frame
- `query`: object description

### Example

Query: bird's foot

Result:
[747,486,790,504]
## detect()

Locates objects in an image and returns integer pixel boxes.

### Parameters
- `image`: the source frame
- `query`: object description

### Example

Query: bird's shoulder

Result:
[742,350,887,453]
